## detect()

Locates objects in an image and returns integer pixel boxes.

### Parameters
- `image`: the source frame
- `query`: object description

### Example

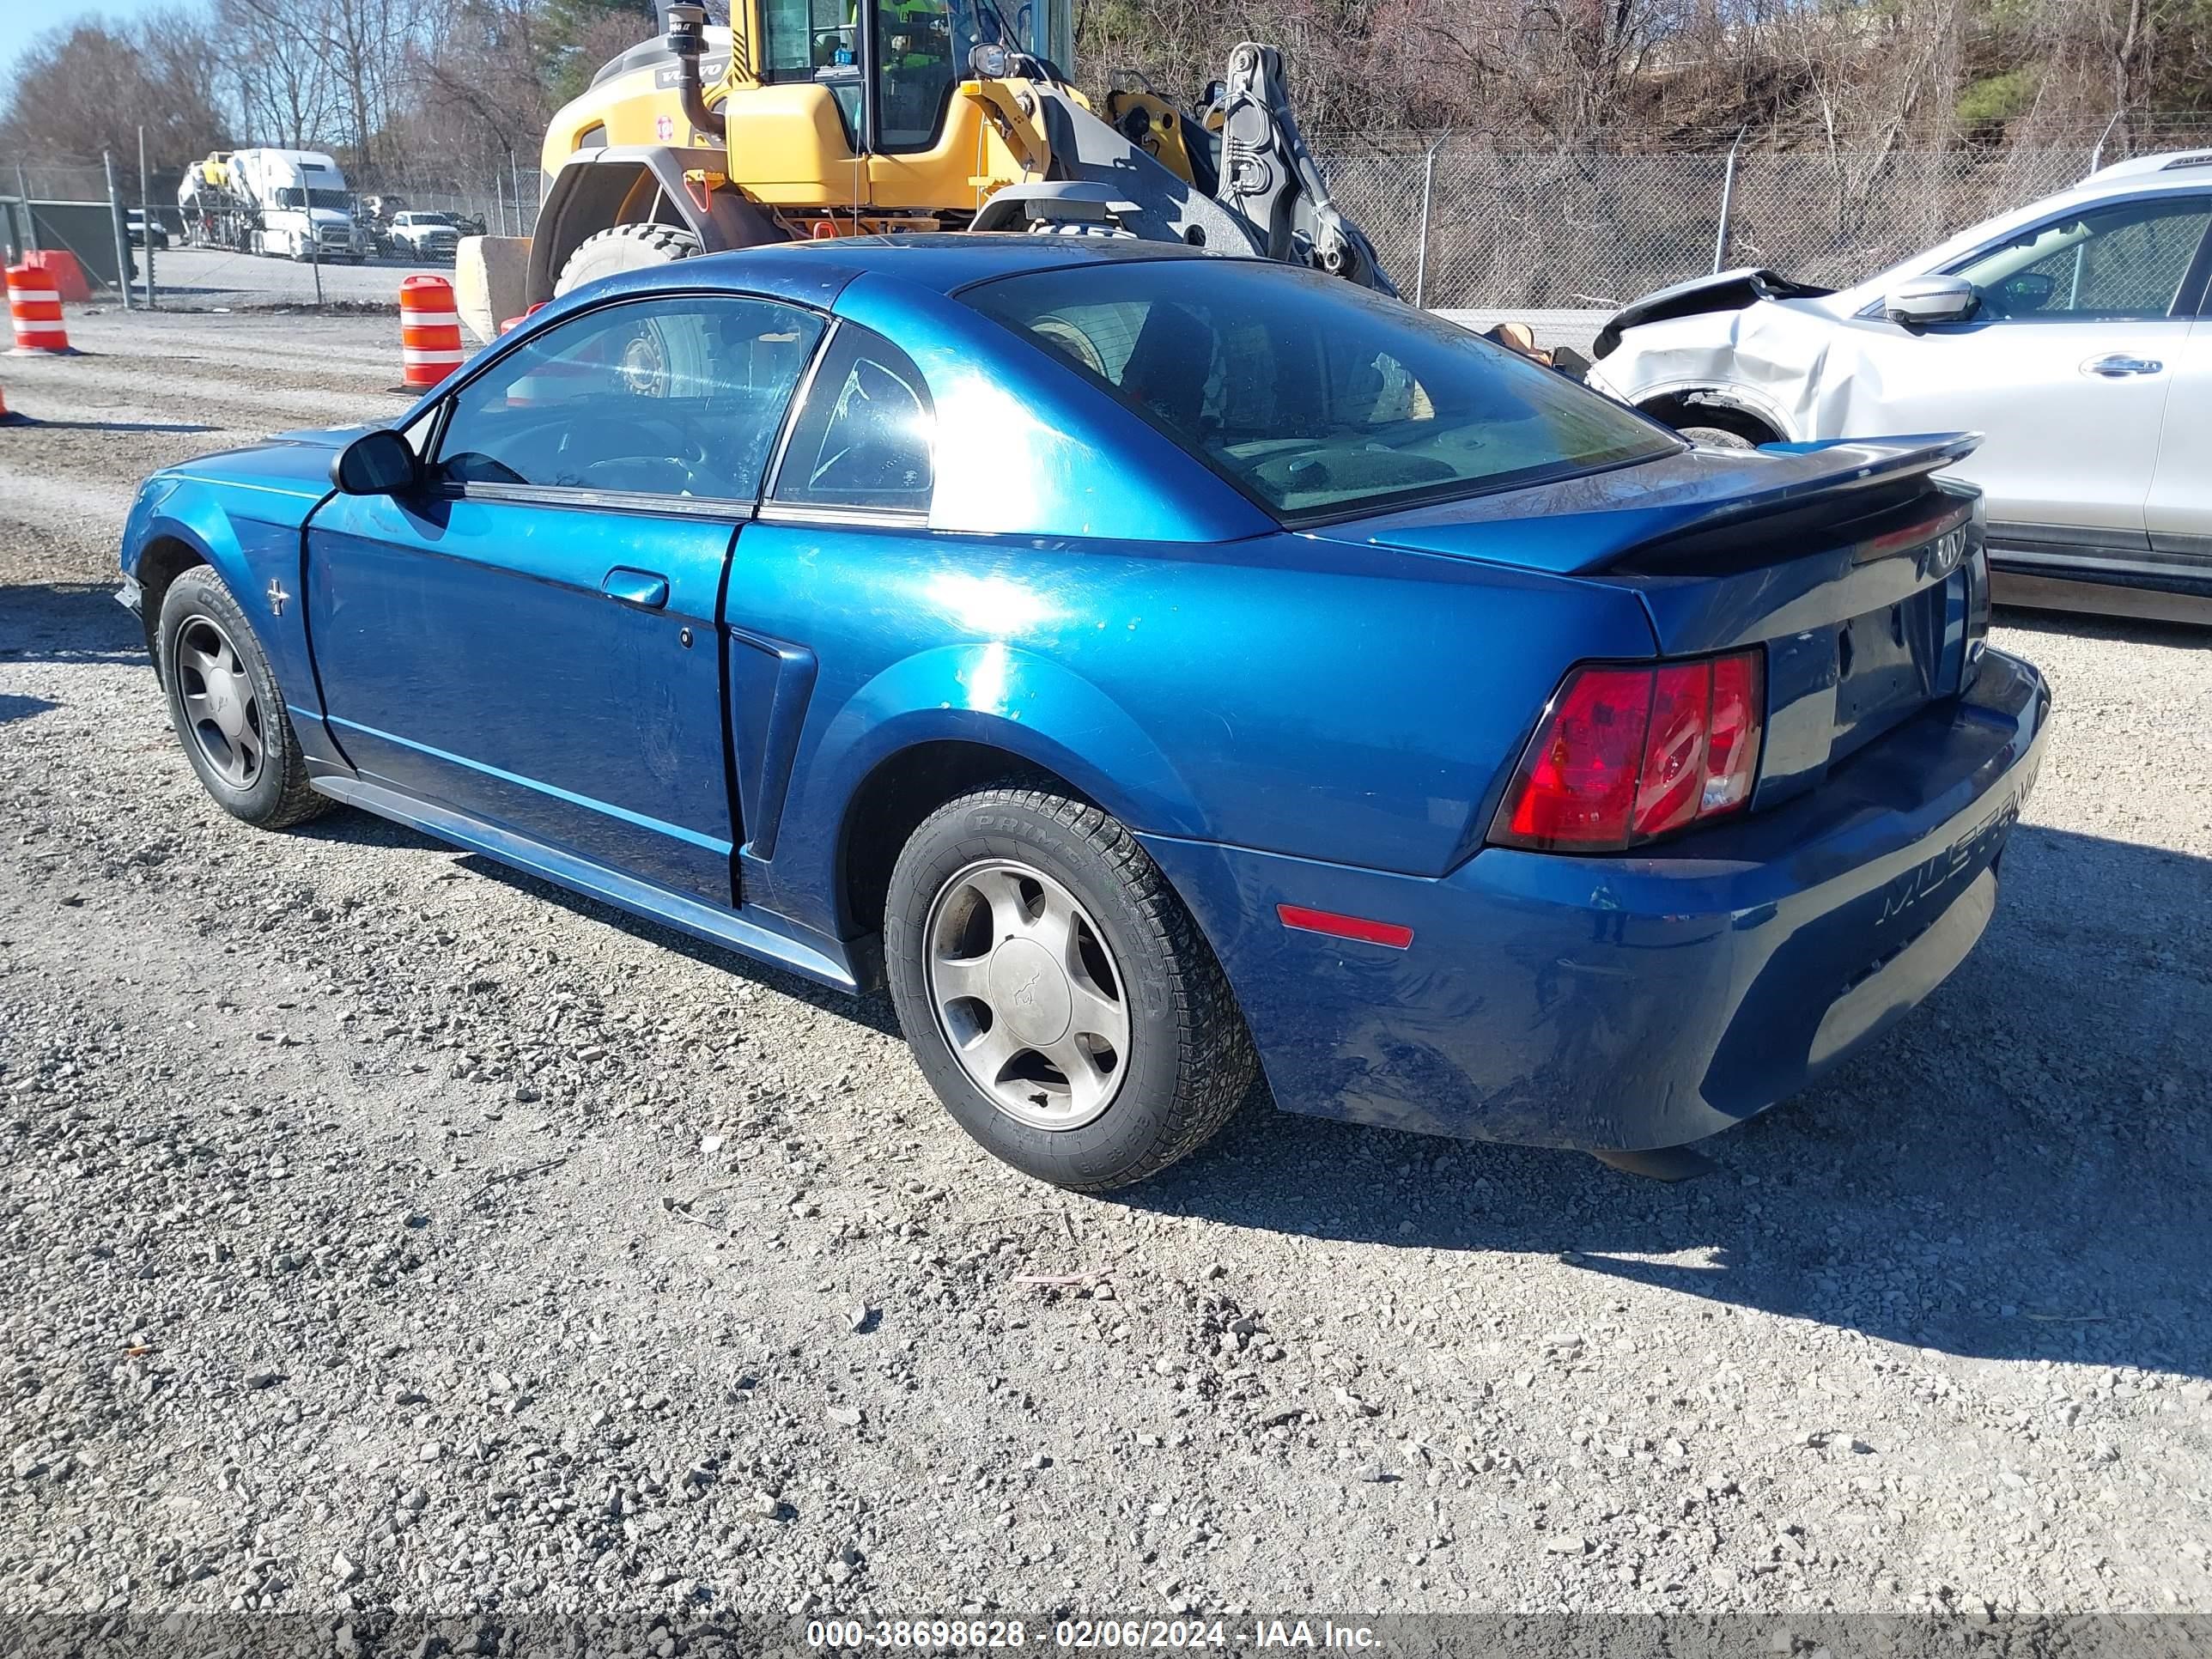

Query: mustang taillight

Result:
[1490,650,1765,853]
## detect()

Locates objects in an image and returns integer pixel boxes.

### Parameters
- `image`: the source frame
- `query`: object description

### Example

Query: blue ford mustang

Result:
[118,238,2050,1189]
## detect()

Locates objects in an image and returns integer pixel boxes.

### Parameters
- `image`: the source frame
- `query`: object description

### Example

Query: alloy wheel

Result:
[924,858,1131,1131]
[175,616,264,789]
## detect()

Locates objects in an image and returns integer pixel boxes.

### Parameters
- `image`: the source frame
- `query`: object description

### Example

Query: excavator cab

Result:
[757,0,973,155]
[755,0,1070,155]
[454,0,1390,343]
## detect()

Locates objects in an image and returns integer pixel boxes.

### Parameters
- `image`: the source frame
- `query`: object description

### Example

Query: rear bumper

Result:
[1141,648,2051,1152]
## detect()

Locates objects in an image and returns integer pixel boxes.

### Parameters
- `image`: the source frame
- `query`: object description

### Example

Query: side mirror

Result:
[1883,275,1979,329]
[331,428,420,496]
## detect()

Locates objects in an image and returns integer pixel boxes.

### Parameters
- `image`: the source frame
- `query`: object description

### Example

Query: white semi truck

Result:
[178,149,369,263]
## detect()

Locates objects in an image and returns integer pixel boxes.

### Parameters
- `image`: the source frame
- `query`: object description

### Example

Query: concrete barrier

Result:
[1434,307,1609,359]
[454,235,532,345]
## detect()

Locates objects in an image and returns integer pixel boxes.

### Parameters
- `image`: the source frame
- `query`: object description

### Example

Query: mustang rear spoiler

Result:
[1592,266,1836,360]
[1607,433,1984,572]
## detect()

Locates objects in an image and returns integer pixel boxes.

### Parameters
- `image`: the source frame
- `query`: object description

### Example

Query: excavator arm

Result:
[1212,45,1393,294]
[963,40,1397,295]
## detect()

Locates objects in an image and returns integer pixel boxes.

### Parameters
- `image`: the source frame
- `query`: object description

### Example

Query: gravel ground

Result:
[3,307,2210,1629]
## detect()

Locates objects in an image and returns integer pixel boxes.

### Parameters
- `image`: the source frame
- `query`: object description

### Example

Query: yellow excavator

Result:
[453,0,1393,340]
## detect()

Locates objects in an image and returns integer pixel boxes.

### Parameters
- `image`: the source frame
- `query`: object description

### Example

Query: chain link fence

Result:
[8,140,2202,313]
[1316,140,2135,309]
[0,158,537,240]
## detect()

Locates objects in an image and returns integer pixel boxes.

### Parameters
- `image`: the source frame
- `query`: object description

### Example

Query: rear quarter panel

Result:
[735,522,1658,943]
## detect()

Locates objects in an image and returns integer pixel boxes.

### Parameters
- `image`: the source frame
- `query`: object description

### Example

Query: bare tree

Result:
[0,11,230,163]
[216,0,428,164]
[217,0,343,149]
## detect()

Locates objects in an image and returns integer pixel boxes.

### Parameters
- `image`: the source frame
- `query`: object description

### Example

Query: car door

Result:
[2146,278,2212,580]
[1830,192,2211,562]
[304,292,827,905]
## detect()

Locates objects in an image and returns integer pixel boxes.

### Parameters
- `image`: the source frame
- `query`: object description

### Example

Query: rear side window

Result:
[434,295,824,502]
[962,258,1675,522]
[771,324,936,515]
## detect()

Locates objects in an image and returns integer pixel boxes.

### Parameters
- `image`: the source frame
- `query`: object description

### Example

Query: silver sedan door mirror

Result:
[1883,275,1979,329]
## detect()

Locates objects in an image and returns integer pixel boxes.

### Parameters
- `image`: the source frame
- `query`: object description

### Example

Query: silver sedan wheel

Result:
[174,615,264,789]
[924,859,1131,1132]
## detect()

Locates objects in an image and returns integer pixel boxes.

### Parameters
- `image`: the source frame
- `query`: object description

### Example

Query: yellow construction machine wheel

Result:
[554,222,705,297]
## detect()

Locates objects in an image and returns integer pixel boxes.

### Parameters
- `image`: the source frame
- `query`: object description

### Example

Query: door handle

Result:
[2081,354,2164,378]
[600,567,670,608]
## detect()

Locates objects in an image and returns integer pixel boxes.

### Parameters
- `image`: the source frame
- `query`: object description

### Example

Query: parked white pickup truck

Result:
[389,211,462,260]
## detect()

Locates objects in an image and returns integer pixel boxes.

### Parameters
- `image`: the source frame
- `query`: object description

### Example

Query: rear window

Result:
[961,259,1676,521]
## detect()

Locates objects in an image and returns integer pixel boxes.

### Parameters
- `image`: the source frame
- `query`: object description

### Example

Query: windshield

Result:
[962,259,1677,521]
[276,187,354,210]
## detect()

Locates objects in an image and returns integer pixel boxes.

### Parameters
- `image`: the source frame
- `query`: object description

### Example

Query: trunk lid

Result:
[1311,434,1988,805]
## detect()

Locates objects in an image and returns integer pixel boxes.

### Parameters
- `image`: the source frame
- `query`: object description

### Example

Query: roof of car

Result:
[591,232,1234,308]
[2081,147,2212,187]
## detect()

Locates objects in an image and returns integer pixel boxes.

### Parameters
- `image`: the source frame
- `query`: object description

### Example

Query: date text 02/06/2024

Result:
[804,1620,1382,1650]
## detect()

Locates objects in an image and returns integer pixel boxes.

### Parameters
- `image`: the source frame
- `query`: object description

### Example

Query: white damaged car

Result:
[1585,150,2212,620]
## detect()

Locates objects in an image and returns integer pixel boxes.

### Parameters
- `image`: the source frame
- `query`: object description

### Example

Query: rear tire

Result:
[1677,424,1758,450]
[156,569,329,831]
[553,222,703,297]
[885,787,1257,1192]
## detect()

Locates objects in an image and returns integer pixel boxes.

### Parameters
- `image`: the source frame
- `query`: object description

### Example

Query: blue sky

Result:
[2,0,198,94]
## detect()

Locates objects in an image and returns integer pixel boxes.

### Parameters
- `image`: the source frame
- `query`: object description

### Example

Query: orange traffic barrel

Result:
[7,264,74,355]
[398,273,464,388]
[0,381,21,423]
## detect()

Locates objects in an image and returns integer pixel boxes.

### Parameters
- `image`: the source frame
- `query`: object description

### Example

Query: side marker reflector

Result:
[1277,903,1413,950]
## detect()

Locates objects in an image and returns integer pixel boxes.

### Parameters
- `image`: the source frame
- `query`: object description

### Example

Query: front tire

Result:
[156,569,329,830]
[1677,423,1757,450]
[553,222,703,297]
[885,787,1257,1191]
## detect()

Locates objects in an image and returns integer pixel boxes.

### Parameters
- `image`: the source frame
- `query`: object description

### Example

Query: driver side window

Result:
[1950,197,2212,321]
[434,295,826,502]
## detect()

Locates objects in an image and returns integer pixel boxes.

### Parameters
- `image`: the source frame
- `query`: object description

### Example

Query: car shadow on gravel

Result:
[1120,823,2212,1379]
[0,581,144,665]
